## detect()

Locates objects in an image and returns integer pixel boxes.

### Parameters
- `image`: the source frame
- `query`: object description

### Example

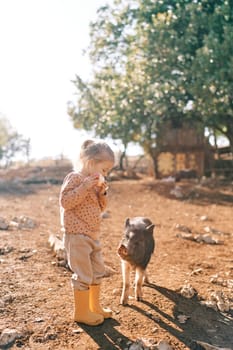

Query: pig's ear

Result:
[125,218,130,227]
[146,223,155,234]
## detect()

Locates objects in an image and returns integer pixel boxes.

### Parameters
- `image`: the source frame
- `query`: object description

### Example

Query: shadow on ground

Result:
[75,283,233,350]
[79,318,132,350]
[130,283,233,349]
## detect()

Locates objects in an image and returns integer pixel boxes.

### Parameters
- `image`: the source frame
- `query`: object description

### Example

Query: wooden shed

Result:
[156,123,205,178]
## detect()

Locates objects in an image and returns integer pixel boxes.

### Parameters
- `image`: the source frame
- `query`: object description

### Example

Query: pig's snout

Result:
[117,244,128,258]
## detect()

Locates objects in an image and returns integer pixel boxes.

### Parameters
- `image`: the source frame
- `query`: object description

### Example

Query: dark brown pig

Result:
[117,217,155,305]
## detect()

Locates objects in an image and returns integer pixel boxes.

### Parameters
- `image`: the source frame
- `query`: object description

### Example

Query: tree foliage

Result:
[68,0,233,172]
[189,1,233,149]
[0,116,31,167]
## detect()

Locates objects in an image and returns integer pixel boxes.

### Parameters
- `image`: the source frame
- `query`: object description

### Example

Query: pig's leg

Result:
[143,272,150,285]
[120,260,131,305]
[135,267,145,301]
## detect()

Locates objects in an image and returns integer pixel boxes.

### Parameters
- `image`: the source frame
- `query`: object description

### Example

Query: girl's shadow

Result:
[78,318,131,350]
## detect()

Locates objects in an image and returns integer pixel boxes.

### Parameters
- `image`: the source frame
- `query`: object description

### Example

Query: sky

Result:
[0,0,120,162]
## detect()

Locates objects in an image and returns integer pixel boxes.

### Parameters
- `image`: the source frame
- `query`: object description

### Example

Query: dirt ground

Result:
[0,163,233,350]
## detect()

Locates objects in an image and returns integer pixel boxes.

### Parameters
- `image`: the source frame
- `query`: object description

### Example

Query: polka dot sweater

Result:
[59,171,107,240]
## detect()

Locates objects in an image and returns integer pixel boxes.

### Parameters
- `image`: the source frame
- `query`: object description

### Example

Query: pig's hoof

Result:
[143,279,150,285]
[136,296,143,302]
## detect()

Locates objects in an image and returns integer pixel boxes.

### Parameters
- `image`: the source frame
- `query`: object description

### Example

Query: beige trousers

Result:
[63,233,105,290]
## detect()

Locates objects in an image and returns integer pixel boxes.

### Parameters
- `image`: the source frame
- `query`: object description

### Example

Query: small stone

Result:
[112,288,120,295]
[152,326,158,333]
[217,301,230,312]
[180,284,197,298]
[128,340,144,350]
[174,224,191,233]
[72,327,83,334]
[0,328,21,348]
[0,217,9,230]
[116,337,123,344]
[170,186,184,198]
[151,315,161,322]
[3,294,14,303]
[0,245,14,255]
[200,215,208,221]
[177,314,190,324]
[157,340,173,350]
[34,317,44,323]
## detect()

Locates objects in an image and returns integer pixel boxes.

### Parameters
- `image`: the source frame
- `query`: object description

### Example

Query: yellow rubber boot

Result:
[73,289,104,326]
[89,284,112,319]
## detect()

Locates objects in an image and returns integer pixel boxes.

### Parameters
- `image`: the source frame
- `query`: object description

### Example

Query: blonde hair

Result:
[74,139,114,170]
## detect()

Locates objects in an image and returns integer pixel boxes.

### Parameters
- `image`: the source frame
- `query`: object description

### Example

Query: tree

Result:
[69,0,233,175]
[0,117,11,147]
[68,57,152,168]
[0,116,31,167]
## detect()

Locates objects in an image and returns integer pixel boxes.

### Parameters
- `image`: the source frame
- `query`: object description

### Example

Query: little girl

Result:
[59,139,115,326]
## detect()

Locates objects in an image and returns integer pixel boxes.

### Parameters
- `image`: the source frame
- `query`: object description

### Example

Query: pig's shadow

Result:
[77,318,131,350]
[128,283,233,349]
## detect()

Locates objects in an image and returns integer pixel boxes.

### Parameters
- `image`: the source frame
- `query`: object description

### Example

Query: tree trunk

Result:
[119,150,126,170]
[226,134,233,161]
[152,156,159,178]
[148,149,160,178]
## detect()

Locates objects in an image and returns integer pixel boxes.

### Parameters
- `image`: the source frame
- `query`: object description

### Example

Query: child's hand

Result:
[97,181,109,195]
